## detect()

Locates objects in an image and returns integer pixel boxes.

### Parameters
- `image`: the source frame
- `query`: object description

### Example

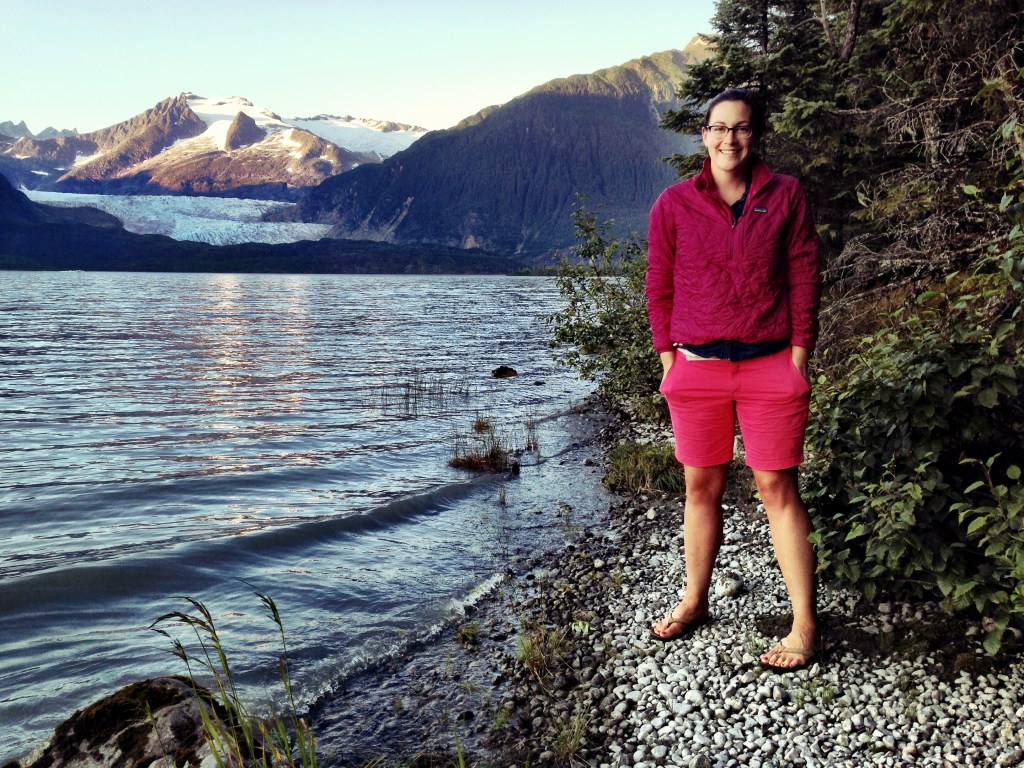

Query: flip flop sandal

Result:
[759,640,822,673]
[649,612,710,642]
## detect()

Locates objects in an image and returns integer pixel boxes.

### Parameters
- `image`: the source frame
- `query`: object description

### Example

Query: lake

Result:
[0,271,610,760]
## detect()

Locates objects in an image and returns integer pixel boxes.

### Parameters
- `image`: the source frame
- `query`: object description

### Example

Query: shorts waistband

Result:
[674,339,788,362]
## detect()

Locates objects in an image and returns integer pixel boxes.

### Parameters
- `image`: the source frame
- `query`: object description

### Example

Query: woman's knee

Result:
[753,467,802,510]
[685,464,728,506]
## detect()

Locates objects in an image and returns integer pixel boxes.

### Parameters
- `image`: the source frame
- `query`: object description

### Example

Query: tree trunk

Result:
[839,0,863,61]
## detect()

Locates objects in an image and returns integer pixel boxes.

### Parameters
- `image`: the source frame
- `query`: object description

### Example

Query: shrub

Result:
[547,204,665,418]
[804,249,1024,653]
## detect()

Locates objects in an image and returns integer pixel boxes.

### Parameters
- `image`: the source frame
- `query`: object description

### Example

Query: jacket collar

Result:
[695,156,773,197]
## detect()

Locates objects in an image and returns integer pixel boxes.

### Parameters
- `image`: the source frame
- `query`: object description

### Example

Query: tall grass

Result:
[151,591,316,768]
[377,372,472,417]
[514,623,566,686]
[448,412,544,475]
[449,425,518,473]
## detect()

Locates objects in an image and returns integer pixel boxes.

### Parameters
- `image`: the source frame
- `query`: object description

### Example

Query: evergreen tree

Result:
[661,0,878,255]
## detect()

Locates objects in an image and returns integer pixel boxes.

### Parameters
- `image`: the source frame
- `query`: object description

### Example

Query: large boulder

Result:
[12,676,215,768]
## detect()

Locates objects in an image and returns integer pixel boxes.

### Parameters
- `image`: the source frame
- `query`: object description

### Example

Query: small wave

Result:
[0,474,507,615]
[301,571,509,716]
[448,571,506,616]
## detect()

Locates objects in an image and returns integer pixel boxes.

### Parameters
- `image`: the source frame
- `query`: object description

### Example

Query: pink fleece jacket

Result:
[645,157,822,354]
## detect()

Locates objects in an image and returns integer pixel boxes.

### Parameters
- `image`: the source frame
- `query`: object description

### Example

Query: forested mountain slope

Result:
[280,43,710,258]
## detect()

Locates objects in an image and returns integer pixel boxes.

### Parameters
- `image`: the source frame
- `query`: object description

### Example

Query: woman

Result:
[644,88,822,671]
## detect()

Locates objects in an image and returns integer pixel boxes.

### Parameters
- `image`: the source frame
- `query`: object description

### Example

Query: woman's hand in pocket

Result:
[791,345,810,383]
[660,350,676,383]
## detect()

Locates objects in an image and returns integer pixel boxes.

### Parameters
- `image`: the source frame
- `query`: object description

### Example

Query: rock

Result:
[224,111,267,151]
[18,676,214,768]
[999,749,1024,767]
[491,365,518,378]
[684,690,705,706]
[714,573,744,598]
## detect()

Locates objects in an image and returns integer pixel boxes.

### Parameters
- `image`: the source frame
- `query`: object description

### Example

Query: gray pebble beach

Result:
[390,418,1024,767]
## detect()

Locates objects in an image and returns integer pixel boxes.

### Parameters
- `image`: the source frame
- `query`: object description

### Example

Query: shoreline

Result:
[323,410,1024,767]
[13,407,1024,767]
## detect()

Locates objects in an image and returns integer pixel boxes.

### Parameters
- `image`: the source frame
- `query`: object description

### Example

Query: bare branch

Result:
[819,0,837,51]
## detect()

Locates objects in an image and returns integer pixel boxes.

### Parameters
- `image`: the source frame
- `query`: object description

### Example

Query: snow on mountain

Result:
[185,95,287,151]
[184,94,426,157]
[25,189,333,245]
[2,94,427,197]
[73,152,104,167]
[287,115,427,157]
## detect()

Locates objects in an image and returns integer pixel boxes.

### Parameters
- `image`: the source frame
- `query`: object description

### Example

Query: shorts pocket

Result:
[659,355,684,394]
[788,356,812,394]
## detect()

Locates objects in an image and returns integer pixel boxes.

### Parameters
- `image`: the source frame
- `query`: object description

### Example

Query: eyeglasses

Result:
[704,123,754,139]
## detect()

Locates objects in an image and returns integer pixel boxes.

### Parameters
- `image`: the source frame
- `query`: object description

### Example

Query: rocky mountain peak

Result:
[0,120,77,140]
[224,111,266,150]
[0,120,32,138]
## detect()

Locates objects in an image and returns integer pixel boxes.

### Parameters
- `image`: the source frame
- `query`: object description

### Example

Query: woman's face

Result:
[702,100,756,177]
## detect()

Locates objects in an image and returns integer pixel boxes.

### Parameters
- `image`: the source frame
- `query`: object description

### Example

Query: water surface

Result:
[0,271,608,760]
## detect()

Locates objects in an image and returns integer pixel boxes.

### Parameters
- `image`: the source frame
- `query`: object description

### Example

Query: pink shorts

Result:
[658,347,811,470]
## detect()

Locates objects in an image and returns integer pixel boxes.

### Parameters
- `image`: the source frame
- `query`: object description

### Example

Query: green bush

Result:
[547,204,665,419]
[804,250,1024,653]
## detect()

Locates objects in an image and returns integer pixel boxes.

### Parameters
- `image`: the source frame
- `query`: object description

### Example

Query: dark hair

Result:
[704,88,767,138]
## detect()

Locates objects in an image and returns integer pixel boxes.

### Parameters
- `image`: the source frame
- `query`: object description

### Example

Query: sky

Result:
[2,0,717,134]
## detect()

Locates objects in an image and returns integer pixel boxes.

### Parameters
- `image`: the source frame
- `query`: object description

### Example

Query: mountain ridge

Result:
[0,95,429,199]
[0,171,513,273]
[279,40,709,258]
[2,40,709,266]
[0,120,78,140]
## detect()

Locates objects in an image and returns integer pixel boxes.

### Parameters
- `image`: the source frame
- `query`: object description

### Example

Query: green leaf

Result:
[983,628,1004,655]
[977,388,999,408]
[963,184,980,196]
[966,517,987,537]
[862,582,877,603]
[1008,465,1021,481]
[953,580,978,599]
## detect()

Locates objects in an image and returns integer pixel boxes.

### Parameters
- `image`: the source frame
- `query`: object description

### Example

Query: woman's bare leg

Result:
[652,463,728,637]
[753,466,819,666]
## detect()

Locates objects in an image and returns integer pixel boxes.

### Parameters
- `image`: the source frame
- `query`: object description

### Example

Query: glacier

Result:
[25,190,333,246]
